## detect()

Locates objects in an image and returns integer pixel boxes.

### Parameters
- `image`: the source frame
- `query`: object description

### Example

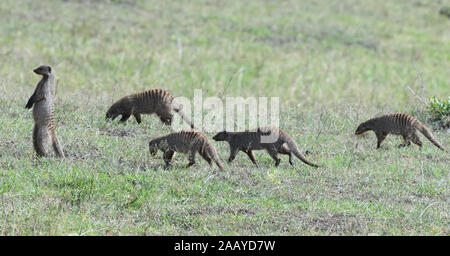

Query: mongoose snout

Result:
[355,123,369,135]
[212,131,228,141]
[33,65,51,76]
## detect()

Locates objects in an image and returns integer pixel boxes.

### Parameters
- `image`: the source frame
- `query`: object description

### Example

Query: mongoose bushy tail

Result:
[213,126,320,167]
[106,88,195,129]
[149,130,225,171]
[355,113,446,151]
[25,65,64,158]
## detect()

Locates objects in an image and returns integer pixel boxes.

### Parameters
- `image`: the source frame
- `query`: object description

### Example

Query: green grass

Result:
[0,0,448,235]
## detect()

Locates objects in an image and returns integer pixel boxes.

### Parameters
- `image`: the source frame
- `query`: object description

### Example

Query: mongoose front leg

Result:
[376,132,387,149]
[185,151,196,168]
[163,150,175,169]
[119,113,131,123]
[25,93,45,109]
[228,146,239,163]
[25,91,37,109]
[134,113,142,124]
[245,150,258,167]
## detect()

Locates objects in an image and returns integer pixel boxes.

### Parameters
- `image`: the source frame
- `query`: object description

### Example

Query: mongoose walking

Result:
[106,89,195,128]
[149,130,225,171]
[355,113,446,151]
[212,126,320,167]
[25,65,65,158]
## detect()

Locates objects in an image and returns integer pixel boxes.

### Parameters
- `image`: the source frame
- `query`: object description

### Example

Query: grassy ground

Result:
[0,0,449,235]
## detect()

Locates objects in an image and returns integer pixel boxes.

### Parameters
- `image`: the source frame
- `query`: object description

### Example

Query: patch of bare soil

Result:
[99,126,138,137]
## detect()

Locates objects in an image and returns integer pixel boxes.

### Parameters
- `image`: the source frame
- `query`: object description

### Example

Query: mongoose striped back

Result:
[213,126,320,167]
[355,113,446,151]
[106,88,195,128]
[149,130,224,171]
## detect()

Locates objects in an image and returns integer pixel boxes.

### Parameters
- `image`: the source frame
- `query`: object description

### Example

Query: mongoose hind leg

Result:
[278,144,293,165]
[163,150,175,169]
[398,135,411,148]
[51,134,65,158]
[410,132,423,148]
[159,113,173,126]
[199,151,212,166]
[267,147,281,166]
[33,126,48,157]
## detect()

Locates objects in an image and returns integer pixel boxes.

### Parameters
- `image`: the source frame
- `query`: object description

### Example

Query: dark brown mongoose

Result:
[25,65,64,158]
[212,126,320,167]
[106,88,195,128]
[355,113,446,151]
[149,130,225,171]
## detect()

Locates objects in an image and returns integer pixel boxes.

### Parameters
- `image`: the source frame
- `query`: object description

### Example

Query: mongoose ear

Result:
[48,66,52,73]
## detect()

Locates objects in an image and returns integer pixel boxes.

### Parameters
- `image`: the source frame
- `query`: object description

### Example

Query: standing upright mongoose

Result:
[212,126,320,167]
[355,113,446,151]
[149,130,225,171]
[106,89,195,129]
[25,65,64,158]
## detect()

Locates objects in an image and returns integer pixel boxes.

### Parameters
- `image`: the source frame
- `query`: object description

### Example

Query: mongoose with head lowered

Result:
[212,126,320,167]
[25,65,64,158]
[149,130,225,171]
[355,113,446,151]
[106,89,194,128]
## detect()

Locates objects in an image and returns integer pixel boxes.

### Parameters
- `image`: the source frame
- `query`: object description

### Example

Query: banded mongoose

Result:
[149,130,225,171]
[212,126,320,167]
[25,65,65,158]
[355,113,446,151]
[106,89,195,128]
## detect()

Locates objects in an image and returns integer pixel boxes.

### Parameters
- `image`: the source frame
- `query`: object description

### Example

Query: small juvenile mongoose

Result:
[25,65,65,158]
[149,130,225,171]
[212,126,320,167]
[106,89,195,128]
[355,113,446,151]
